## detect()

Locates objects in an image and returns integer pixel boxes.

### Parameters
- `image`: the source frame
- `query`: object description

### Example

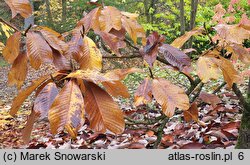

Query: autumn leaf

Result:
[212,3,226,23]
[239,14,250,31]
[38,27,68,54]
[199,92,221,108]
[140,32,165,67]
[77,7,101,32]
[52,49,71,71]
[48,80,84,138]
[213,24,250,44]
[99,6,122,32]
[183,102,198,122]
[34,83,59,119]
[22,83,59,144]
[5,0,32,18]
[102,81,130,98]
[226,44,250,65]
[67,68,141,84]
[8,51,28,89]
[134,78,153,106]
[79,36,102,71]
[171,27,204,49]
[121,16,146,44]
[84,81,125,134]
[9,74,58,116]
[159,44,192,73]
[197,55,221,83]
[121,12,139,20]
[2,31,21,64]
[26,32,53,69]
[152,78,190,117]
[104,68,143,81]
[209,55,239,88]
[96,31,126,56]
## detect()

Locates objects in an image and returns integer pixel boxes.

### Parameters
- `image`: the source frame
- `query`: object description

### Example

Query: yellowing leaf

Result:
[79,36,102,71]
[48,80,84,138]
[121,11,139,20]
[210,55,239,88]
[5,0,32,18]
[171,27,204,49]
[26,32,53,69]
[152,78,190,117]
[0,42,4,54]
[99,6,122,32]
[102,81,130,98]
[197,55,221,83]
[77,7,101,32]
[121,16,146,44]
[2,31,21,64]
[134,78,153,106]
[84,81,125,134]
[8,51,28,89]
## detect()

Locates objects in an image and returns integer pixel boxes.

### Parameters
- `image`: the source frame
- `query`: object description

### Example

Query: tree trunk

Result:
[45,0,53,28]
[180,0,185,35]
[232,83,250,149]
[187,0,198,48]
[62,0,66,22]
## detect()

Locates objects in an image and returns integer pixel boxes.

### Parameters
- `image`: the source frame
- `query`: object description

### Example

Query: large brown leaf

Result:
[38,27,68,54]
[104,68,142,81]
[102,81,130,98]
[226,44,250,65]
[67,68,141,83]
[77,7,101,32]
[121,16,146,44]
[197,55,221,83]
[5,0,32,18]
[9,74,57,116]
[26,32,53,69]
[159,44,192,73]
[2,31,21,64]
[22,83,59,144]
[48,80,84,138]
[79,36,102,71]
[96,31,126,56]
[183,102,198,122]
[209,55,239,88]
[134,78,153,106]
[99,6,122,32]
[34,82,59,119]
[84,81,125,134]
[66,69,112,83]
[214,24,250,44]
[52,49,71,70]
[152,78,190,117]
[8,51,28,89]
[140,32,165,67]
[171,27,204,49]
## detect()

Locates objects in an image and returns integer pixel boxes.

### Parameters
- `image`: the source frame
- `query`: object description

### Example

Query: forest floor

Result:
[0,58,245,149]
